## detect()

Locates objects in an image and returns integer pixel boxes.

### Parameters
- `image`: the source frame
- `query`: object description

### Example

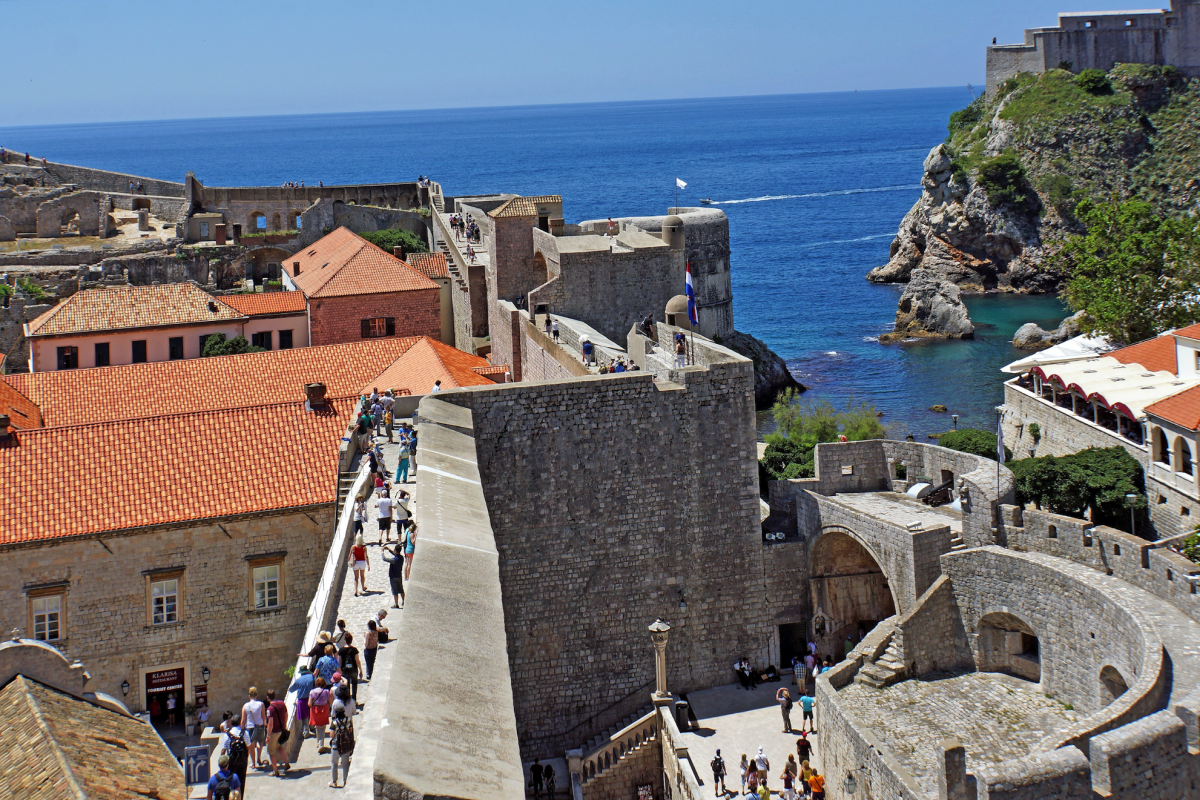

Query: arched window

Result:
[1177,437,1194,476]
[250,212,266,231]
[294,213,303,230]
[1156,428,1171,464]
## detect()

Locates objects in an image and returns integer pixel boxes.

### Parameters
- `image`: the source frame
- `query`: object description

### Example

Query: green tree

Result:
[760,392,886,481]
[1075,69,1113,95]
[201,334,264,358]
[1009,447,1145,532]
[358,228,429,255]
[1054,198,1200,344]
[947,96,985,138]
[938,428,1012,462]
[976,153,1030,206]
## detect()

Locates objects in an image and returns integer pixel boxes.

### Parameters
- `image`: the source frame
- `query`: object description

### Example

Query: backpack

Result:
[711,755,724,775]
[211,773,233,800]
[226,735,248,772]
[333,717,355,754]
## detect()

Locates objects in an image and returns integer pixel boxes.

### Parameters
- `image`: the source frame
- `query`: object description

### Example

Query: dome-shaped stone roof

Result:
[663,215,684,227]
[665,294,689,313]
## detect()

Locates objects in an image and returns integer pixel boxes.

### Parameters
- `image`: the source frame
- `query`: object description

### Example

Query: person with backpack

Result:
[710,749,727,796]
[265,688,291,776]
[777,686,795,733]
[222,725,249,795]
[328,705,355,789]
[338,631,363,703]
[529,759,544,799]
[207,755,242,800]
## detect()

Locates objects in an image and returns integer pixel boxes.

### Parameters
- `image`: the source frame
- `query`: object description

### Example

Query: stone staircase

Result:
[576,706,659,787]
[854,635,907,688]
[334,468,359,520]
[950,533,967,552]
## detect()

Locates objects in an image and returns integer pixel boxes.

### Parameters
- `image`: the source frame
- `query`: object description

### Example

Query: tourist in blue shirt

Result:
[207,755,242,799]
[799,693,816,732]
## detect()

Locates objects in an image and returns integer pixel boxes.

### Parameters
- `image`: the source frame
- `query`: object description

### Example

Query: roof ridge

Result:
[16,675,88,800]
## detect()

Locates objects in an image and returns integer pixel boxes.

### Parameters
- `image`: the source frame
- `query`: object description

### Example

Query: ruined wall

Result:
[298,198,429,249]
[35,191,103,238]
[437,354,765,760]
[37,160,184,197]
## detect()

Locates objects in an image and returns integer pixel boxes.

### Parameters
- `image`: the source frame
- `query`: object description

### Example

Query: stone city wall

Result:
[298,198,429,249]
[436,351,765,761]
[37,159,184,197]
[0,505,334,723]
[891,574,974,676]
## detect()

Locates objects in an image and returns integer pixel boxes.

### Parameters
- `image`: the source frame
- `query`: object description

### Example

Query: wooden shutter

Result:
[385,318,396,336]
[361,319,371,339]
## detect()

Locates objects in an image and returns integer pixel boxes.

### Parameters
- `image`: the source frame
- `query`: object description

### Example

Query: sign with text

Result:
[184,745,210,785]
[194,684,208,708]
[145,667,183,693]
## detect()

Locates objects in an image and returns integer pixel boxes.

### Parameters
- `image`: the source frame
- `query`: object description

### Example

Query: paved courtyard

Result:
[837,670,1079,796]
[833,492,963,533]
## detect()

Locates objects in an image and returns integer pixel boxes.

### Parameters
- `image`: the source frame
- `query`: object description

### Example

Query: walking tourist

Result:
[675,336,687,368]
[239,687,267,769]
[551,318,559,341]
[393,489,411,536]
[350,534,370,595]
[383,543,405,609]
[309,677,332,753]
[339,631,363,703]
[777,686,794,733]
[800,760,814,798]
[799,692,815,733]
[747,760,760,796]
[542,762,556,797]
[301,631,332,671]
[264,688,291,776]
[316,645,340,685]
[796,731,814,764]
[781,766,797,800]
[808,770,826,800]
[364,619,379,679]
[376,490,393,545]
[403,522,417,580]
[288,664,315,737]
[352,498,365,536]
[792,655,803,686]
[395,439,410,484]
[755,747,770,792]
[332,682,357,729]
[166,692,178,726]
[710,749,727,796]
[328,706,355,789]
[223,723,249,793]
[529,759,544,799]
[207,755,242,800]
[740,754,750,795]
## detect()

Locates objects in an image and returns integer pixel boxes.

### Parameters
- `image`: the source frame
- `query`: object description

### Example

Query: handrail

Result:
[562,678,654,741]
[580,709,659,785]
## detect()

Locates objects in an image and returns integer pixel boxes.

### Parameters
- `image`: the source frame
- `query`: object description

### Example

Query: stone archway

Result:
[1099,664,1128,705]
[808,528,896,661]
[978,611,1040,682]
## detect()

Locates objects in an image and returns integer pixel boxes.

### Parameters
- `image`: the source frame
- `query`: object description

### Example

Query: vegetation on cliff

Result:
[937,428,1012,462]
[760,392,885,480]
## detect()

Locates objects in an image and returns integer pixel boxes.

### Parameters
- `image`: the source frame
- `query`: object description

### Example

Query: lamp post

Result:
[648,619,671,700]
[201,666,210,683]
[952,414,959,430]
[121,680,130,697]
[1126,493,1139,536]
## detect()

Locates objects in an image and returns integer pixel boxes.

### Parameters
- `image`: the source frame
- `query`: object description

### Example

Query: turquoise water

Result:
[0,89,1069,437]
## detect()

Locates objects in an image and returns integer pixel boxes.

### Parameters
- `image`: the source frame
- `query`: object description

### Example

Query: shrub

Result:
[1075,69,1112,95]
[895,462,908,480]
[1040,174,1076,212]
[1183,531,1200,563]
[759,392,887,481]
[1028,422,1041,442]
[1009,447,1145,532]
[17,277,47,301]
[201,333,264,358]
[938,428,1012,462]
[947,97,985,139]
[1057,60,1074,72]
[358,228,429,255]
[977,153,1030,206]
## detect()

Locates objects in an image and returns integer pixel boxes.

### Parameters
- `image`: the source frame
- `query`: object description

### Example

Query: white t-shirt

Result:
[430,384,442,393]
[243,699,265,727]
[377,497,393,518]
[394,497,410,519]
[353,503,364,522]
[332,696,356,721]
[381,395,395,410]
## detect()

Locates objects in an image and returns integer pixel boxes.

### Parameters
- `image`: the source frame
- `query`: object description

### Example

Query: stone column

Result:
[937,737,974,800]
[649,619,671,699]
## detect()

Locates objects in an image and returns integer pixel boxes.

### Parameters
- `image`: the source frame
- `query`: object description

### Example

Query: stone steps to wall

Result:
[854,641,906,688]
[583,707,652,752]
[334,470,359,519]
[950,534,966,552]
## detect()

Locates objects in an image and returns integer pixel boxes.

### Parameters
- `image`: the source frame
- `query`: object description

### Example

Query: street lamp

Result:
[951,414,959,430]
[845,765,869,796]
[648,619,672,699]
[121,680,130,697]
[201,666,210,683]
[1126,493,1139,536]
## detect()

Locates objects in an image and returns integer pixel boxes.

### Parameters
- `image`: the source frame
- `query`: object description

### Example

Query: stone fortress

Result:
[986,0,1200,96]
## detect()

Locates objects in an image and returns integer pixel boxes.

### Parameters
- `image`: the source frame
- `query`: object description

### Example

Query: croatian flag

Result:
[685,261,698,326]
[996,412,1006,464]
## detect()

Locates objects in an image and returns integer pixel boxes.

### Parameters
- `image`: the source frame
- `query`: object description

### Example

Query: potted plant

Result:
[184,702,198,737]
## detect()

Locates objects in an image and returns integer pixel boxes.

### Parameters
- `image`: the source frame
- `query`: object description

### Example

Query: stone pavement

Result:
[838,670,1079,796]
[236,436,415,800]
[677,677,827,797]
[833,492,964,534]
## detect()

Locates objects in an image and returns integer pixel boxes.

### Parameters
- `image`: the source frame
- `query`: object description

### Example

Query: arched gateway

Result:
[808,527,896,660]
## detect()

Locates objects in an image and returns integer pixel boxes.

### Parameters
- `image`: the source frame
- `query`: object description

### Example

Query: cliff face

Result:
[871,64,1200,338]
[724,329,805,408]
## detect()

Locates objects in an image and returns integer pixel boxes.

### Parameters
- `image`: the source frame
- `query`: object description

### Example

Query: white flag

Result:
[676,177,687,190]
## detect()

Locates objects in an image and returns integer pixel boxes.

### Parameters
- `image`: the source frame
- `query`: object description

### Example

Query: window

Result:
[361,317,395,339]
[294,214,303,230]
[199,222,210,238]
[1125,18,1136,26]
[168,337,184,360]
[56,346,78,370]
[278,329,294,349]
[199,334,213,355]
[29,592,63,642]
[253,565,280,609]
[132,340,148,363]
[150,578,179,625]
[250,331,273,350]
[94,342,110,367]
[1048,524,1058,539]
[1084,19,1096,27]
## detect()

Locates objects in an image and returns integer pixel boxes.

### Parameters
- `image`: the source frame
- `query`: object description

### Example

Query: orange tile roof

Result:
[406,252,449,280]
[1174,322,1200,341]
[4,338,421,428]
[1145,384,1200,430]
[0,382,41,430]
[26,283,244,337]
[219,290,308,316]
[0,399,352,544]
[288,227,438,298]
[365,337,496,396]
[472,364,510,383]
[488,195,562,219]
[1109,334,1178,375]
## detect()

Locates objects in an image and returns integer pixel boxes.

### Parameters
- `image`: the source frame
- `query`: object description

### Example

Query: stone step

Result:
[853,670,885,688]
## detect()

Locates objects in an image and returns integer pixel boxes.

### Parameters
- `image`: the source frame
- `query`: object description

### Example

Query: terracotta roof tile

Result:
[406,252,449,280]
[0,381,41,429]
[488,195,562,219]
[288,227,438,298]
[1145,384,1200,430]
[472,364,510,383]
[0,399,352,543]
[366,337,496,396]
[26,283,244,336]
[1174,322,1200,341]
[4,338,420,428]
[1109,334,1178,375]
[0,675,185,800]
[219,290,308,316]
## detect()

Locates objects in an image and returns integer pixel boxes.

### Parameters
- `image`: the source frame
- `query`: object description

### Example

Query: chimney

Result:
[393,245,405,261]
[0,415,10,441]
[304,383,327,409]
[293,261,301,277]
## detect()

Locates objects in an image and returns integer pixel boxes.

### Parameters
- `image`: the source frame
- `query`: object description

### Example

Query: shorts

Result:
[267,731,282,751]
[390,575,404,597]
[248,725,266,745]
[378,517,392,531]
[803,709,814,720]
[354,560,368,571]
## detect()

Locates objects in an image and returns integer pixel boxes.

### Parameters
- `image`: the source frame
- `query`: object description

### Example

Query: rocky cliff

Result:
[871,64,1200,338]
[724,329,806,408]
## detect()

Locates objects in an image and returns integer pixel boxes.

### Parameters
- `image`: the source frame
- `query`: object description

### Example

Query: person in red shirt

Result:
[265,688,291,776]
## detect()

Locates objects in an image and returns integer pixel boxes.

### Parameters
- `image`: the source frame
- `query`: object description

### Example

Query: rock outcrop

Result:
[879,269,975,343]
[724,329,806,408]
[1012,310,1085,350]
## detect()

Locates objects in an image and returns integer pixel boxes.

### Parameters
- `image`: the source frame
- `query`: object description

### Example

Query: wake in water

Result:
[712,185,921,205]
[798,232,895,250]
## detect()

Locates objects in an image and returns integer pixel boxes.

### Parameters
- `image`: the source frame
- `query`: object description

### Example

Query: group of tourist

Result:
[126,179,145,193]
[597,358,637,374]
[417,175,433,188]
[711,746,825,799]
[0,147,44,167]
[449,212,480,245]
[526,759,559,799]
[280,180,306,188]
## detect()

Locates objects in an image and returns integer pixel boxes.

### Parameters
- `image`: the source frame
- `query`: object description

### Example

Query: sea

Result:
[0,88,1067,440]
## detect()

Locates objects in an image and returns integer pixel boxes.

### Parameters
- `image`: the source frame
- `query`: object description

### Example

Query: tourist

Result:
[799,692,815,733]
[403,521,417,580]
[542,762,556,796]
[747,760,760,796]
[551,318,559,341]
[384,407,394,443]
[166,692,178,726]
[755,747,770,792]
[739,754,750,795]
[198,704,211,731]
[791,655,803,686]
[383,543,405,609]
[395,438,411,484]
[431,379,442,393]
[364,619,379,679]
[264,688,291,776]
[781,765,797,800]
[352,498,365,536]
[607,217,616,236]
[239,687,267,769]
[676,336,687,368]
[149,696,160,720]
[374,608,390,641]
[328,705,355,789]
[808,770,826,800]
[544,316,552,337]
[845,634,855,658]
[376,490,393,545]
[300,631,333,671]
[529,759,544,800]
[350,534,370,595]
[339,631,363,703]
[710,749,727,796]
[371,398,384,434]
[207,755,242,800]
[757,782,770,800]
[224,723,249,793]
[800,760,814,798]
[408,426,419,474]
[333,618,348,649]
[309,677,332,753]
[785,753,798,779]
[804,651,816,686]
[393,489,411,536]
[796,731,814,764]
[777,686,794,733]
[581,336,594,365]
[288,664,315,737]
[332,682,357,729]
[316,644,340,685]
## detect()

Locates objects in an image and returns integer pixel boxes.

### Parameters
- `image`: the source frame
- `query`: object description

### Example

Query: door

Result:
[779,622,807,672]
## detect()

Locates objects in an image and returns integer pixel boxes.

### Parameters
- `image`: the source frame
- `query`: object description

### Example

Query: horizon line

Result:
[0,84,985,132]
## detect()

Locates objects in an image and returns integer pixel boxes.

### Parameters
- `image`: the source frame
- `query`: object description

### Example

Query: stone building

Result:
[282,226,441,346]
[406,251,455,346]
[216,289,310,351]
[987,0,1200,96]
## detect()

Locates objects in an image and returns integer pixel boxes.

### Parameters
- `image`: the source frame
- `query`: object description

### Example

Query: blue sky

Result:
[0,0,1163,125]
